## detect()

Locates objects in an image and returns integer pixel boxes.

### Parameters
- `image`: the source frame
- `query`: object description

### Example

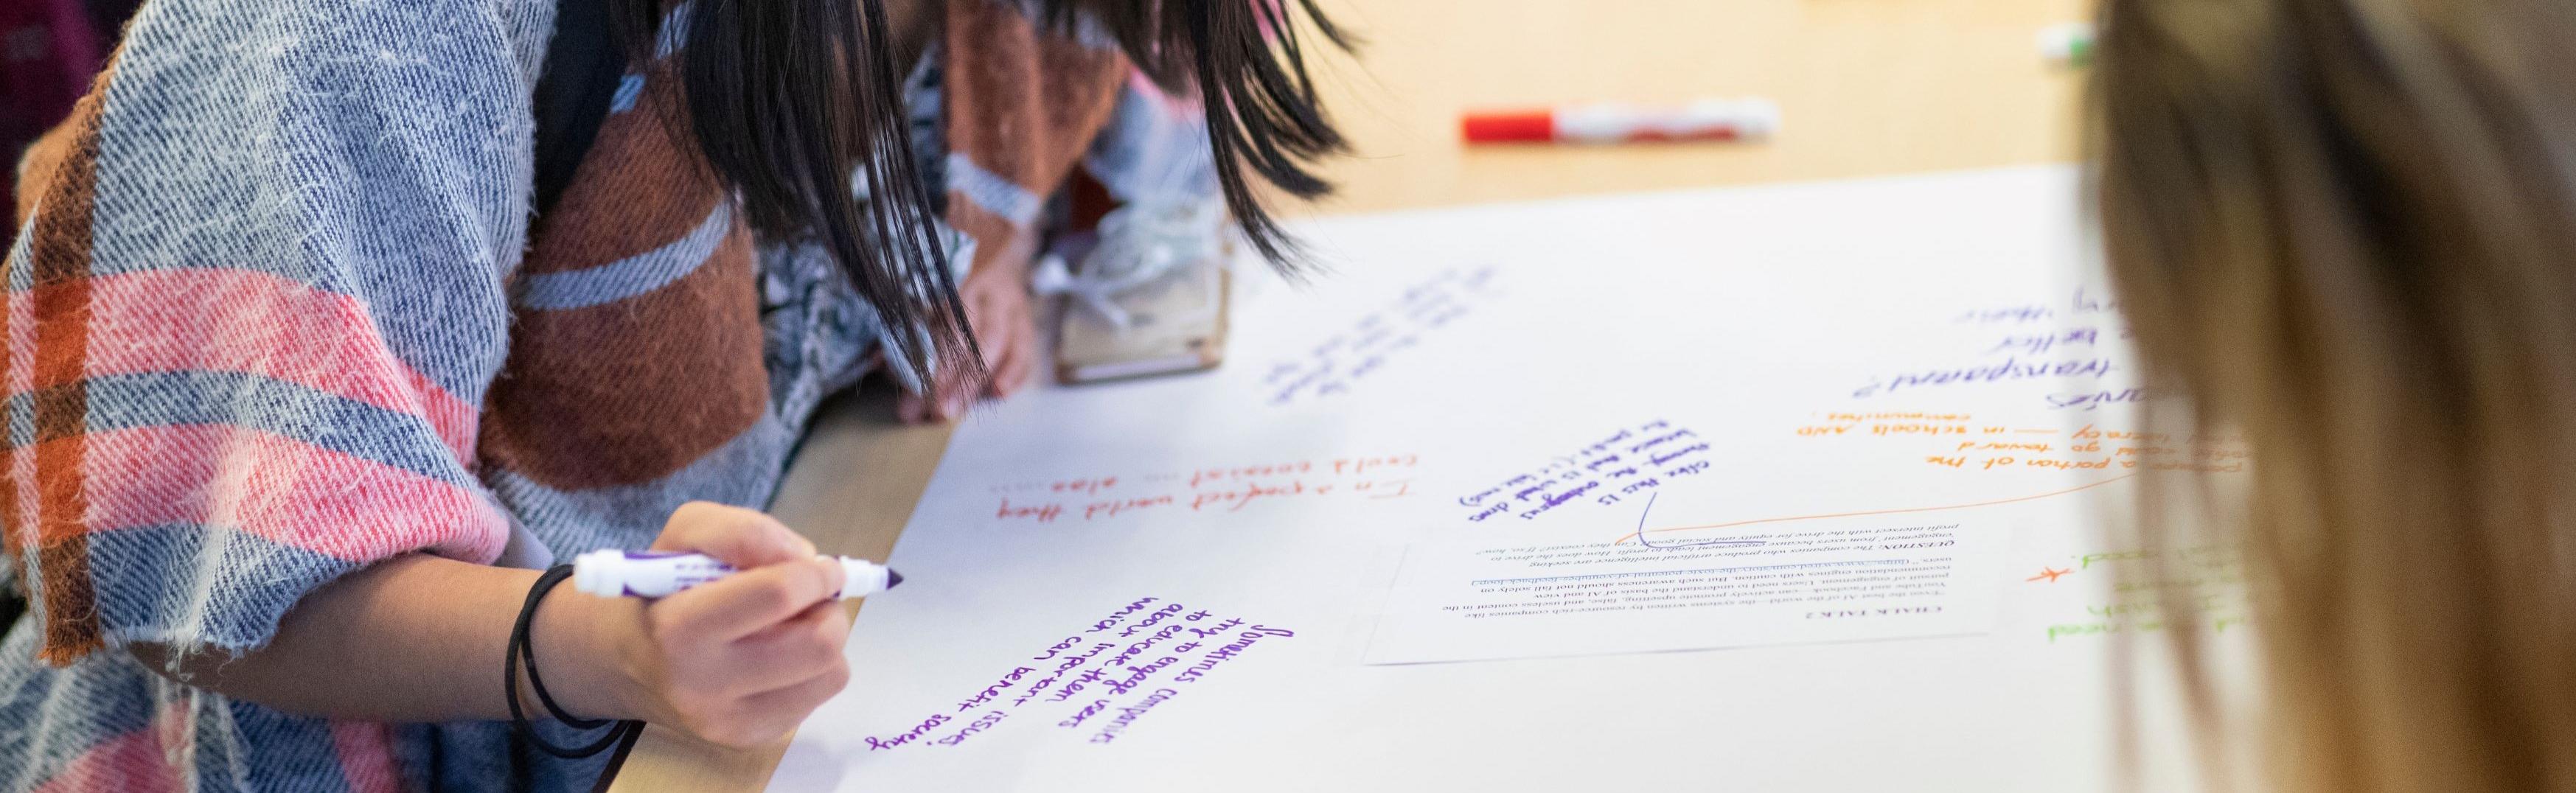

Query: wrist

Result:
[527,581,652,722]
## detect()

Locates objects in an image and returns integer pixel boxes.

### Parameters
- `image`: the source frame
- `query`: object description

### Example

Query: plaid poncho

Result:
[0,0,1215,789]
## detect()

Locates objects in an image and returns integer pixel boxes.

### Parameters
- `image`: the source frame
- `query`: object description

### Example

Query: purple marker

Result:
[571,550,904,599]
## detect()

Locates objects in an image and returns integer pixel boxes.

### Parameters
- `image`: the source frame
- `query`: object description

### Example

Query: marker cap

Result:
[571,549,627,597]
[2039,22,2094,65]
[1461,111,1554,144]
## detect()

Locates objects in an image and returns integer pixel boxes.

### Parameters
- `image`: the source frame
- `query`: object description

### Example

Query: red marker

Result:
[1462,98,1780,145]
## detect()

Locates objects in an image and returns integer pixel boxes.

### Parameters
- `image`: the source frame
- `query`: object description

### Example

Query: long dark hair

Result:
[608,0,1350,388]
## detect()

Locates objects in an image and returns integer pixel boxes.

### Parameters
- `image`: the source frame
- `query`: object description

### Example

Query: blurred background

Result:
[1294,0,2086,213]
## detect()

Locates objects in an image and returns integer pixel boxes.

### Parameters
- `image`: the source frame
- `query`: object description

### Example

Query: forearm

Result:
[129,553,646,723]
[113,503,858,749]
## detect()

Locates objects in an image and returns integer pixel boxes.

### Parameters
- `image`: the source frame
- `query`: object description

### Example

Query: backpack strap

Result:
[532,0,623,217]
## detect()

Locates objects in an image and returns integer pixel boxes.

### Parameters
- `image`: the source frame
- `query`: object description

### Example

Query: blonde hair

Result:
[2092,1,2576,789]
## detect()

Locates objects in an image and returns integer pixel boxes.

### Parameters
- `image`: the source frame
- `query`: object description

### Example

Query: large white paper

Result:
[766,167,2255,793]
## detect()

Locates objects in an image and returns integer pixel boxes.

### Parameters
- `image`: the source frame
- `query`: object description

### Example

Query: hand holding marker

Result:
[575,549,902,599]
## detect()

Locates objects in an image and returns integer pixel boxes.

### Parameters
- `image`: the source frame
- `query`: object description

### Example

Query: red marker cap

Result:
[1461,111,1555,144]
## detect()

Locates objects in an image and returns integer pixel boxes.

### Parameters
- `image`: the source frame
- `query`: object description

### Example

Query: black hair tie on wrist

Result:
[507,564,642,759]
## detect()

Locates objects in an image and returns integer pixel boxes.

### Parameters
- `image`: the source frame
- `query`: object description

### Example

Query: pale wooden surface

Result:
[608,1,2087,790]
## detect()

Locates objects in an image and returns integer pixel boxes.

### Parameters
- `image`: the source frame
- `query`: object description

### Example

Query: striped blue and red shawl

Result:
[0,0,1214,789]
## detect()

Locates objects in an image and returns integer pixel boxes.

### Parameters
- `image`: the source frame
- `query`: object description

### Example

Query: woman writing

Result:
[0,0,1347,789]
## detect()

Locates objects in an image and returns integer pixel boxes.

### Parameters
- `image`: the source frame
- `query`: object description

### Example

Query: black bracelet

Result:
[507,564,641,759]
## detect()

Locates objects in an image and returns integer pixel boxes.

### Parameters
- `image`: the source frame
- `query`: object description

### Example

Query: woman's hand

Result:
[576,502,854,748]
[119,503,852,734]
[899,248,1039,423]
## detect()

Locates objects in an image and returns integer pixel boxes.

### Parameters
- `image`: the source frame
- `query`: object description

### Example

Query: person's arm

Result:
[4,0,856,749]
[130,503,857,749]
[899,228,1045,423]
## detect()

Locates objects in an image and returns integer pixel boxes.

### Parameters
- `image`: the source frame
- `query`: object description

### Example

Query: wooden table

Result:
[608,1,2086,789]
